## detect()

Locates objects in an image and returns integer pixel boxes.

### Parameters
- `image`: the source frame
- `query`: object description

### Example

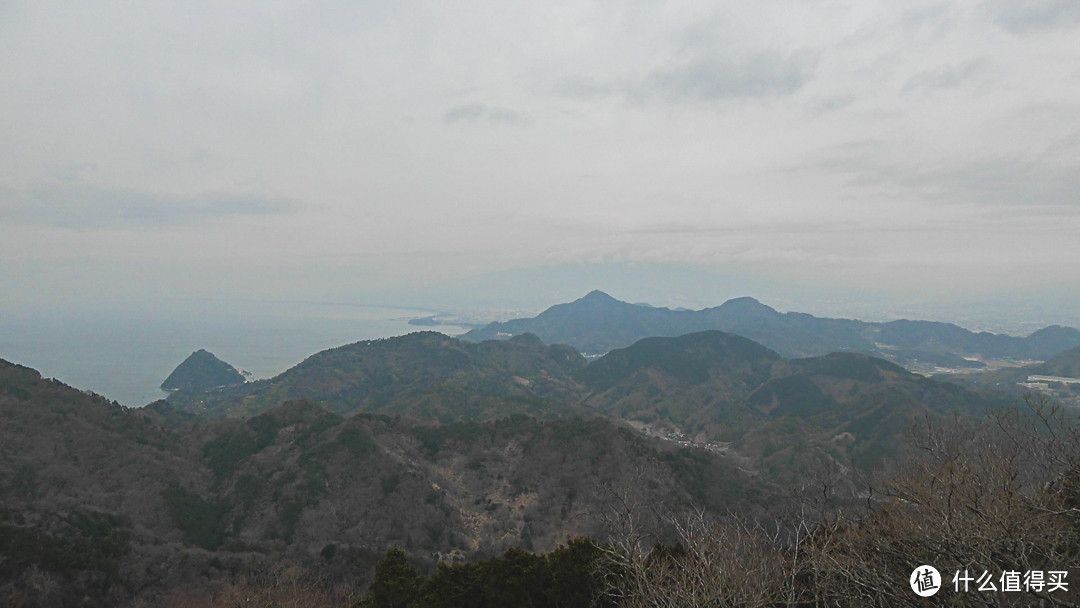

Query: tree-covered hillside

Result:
[0,358,779,605]
[167,332,586,420]
[161,348,246,392]
[164,330,1009,488]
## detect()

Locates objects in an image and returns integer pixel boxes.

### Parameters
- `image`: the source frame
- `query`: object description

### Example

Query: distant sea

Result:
[0,300,466,407]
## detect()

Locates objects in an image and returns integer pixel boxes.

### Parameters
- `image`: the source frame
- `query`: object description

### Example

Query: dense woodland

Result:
[140,395,1080,608]
[3,293,1080,606]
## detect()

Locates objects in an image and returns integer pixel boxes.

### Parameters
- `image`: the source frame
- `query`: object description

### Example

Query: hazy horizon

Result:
[3,1,1079,333]
[2,282,1075,407]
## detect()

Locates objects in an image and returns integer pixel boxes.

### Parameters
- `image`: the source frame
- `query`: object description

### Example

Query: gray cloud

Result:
[806,95,857,115]
[639,50,817,101]
[799,139,1080,209]
[555,50,817,105]
[443,104,529,125]
[906,158,1080,208]
[899,3,963,36]
[984,0,1080,34]
[2,2,1079,312]
[1,180,299,229]
[623,218,863,238]
[551,77,615,101]
[902,58,992,94]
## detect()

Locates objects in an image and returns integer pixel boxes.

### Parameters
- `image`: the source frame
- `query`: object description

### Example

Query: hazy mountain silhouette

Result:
[1032,345,1080,377]
[166,331,586,420]
[161,348,246,392]
[161,326,1007,488]
[462,290,1080,362]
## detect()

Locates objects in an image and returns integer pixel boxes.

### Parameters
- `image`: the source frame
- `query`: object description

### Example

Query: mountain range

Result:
[462,290,1080,364]
[0,357,773,605]
[163,326,1009,485]
[4,317,1001,603]
[166,332,586,420]
[2,289,1060,605]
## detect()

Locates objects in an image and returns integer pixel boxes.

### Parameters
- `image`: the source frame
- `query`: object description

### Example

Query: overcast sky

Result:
[2,0,1079,317]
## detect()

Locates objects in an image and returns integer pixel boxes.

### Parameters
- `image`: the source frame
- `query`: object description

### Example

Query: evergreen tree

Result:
[360,548,425,608]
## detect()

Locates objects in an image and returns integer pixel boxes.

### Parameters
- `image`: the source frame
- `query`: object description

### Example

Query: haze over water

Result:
[0,300,464,407]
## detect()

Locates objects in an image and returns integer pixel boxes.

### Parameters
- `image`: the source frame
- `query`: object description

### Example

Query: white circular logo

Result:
[910,565,941,597]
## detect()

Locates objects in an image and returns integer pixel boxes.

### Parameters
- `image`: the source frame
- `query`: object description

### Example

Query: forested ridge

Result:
[2,319,1077,606]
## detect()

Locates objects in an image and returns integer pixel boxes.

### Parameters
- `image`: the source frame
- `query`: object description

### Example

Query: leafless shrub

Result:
[141,562,361,608]
[601,395,1080,607]
[597,483,807,607]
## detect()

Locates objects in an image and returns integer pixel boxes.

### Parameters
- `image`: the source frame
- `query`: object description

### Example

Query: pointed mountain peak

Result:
[162,349,246,392]
[579,290,619,303]
[184,348,221,362]
[559,290,637,314]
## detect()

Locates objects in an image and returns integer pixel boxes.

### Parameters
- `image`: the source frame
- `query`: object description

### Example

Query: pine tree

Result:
[360,548,425,608]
